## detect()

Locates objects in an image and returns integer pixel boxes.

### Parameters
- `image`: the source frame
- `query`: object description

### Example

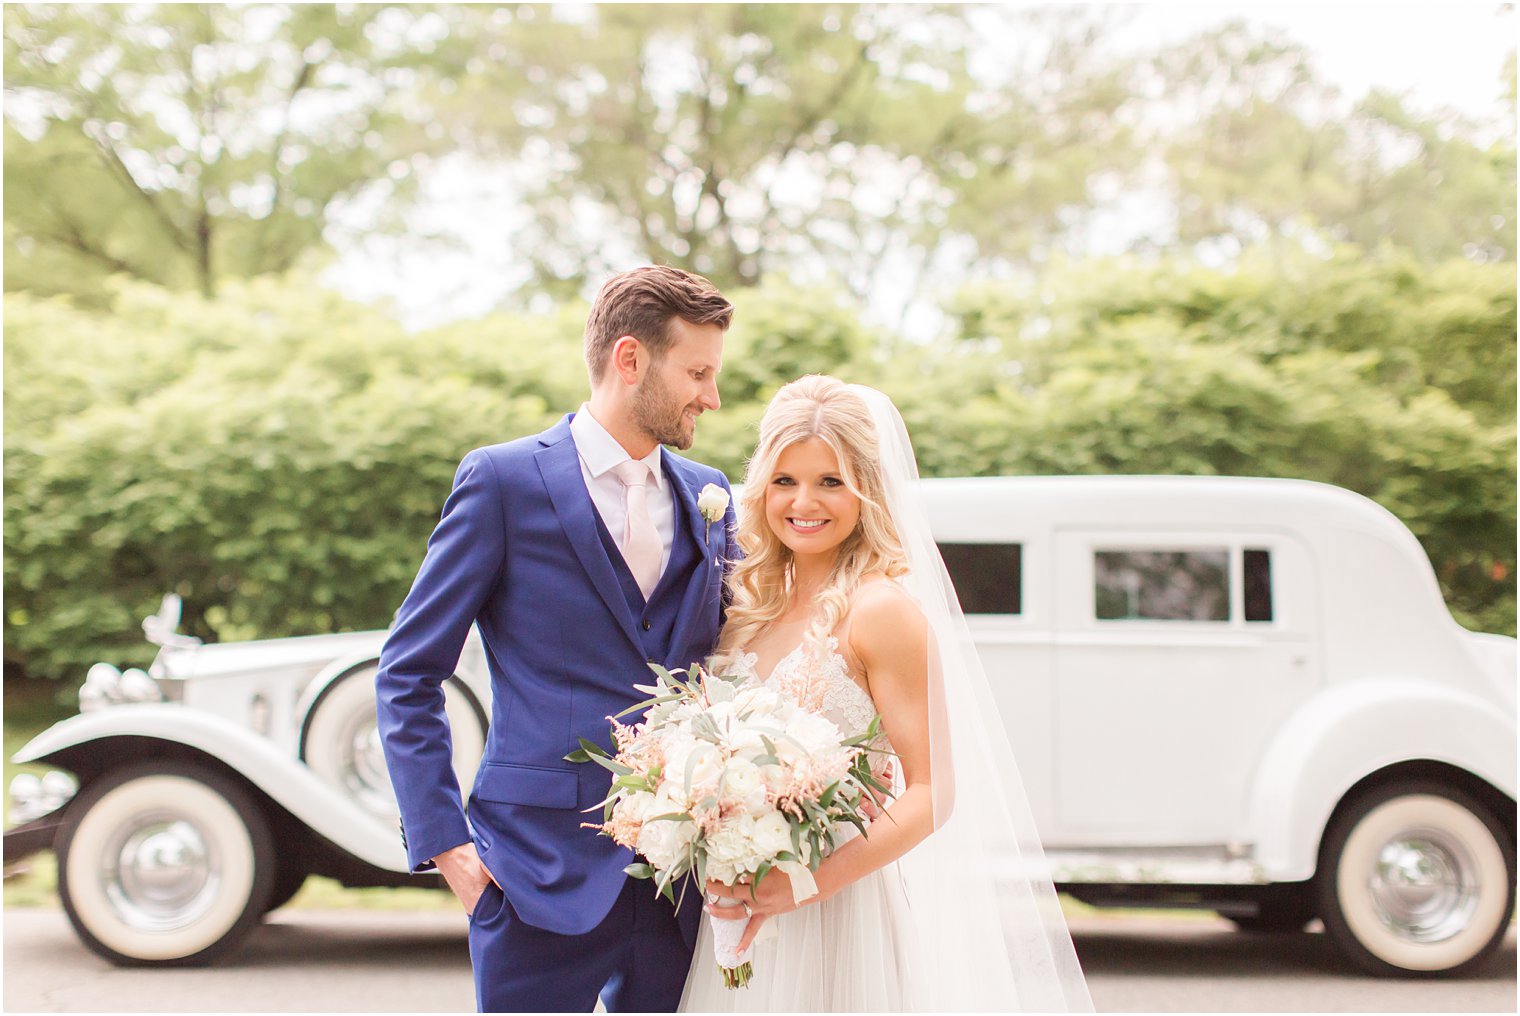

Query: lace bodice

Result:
[734,636,885,748]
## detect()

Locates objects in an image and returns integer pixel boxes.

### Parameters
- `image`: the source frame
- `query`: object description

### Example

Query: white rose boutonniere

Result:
[697,483,729,523]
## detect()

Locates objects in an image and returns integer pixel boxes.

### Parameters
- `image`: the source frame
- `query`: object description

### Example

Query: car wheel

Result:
[261,858,308,916]
[1318,781,1515,976]
[56,763,275,966]
[300,663,486,821]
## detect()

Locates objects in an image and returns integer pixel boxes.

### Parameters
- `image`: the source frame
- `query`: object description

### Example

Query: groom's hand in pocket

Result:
[433,842,496,915]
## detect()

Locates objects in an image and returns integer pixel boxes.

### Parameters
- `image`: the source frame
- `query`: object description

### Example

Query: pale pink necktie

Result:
[611,459,662,600]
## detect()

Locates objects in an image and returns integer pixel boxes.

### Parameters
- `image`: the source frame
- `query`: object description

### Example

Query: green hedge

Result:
[5,254,1513,684]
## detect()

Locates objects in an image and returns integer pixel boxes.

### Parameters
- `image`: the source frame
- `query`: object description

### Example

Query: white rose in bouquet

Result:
[620,789,657,825]
[705,699,737,724]
[752,811,793,858]
[759,761,789,795]
[722,759,768,814]
[784,709,843,752]
[708,815,760,869]
[732,683,783,717]
[637,809,698,871]
[652,777,690,815]
[664,740,723,796]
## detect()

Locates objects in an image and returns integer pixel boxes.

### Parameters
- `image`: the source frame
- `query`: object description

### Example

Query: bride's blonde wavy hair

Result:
[712,375,909,674]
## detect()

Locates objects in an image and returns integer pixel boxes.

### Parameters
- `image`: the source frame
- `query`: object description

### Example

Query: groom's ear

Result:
[610,334,646,386]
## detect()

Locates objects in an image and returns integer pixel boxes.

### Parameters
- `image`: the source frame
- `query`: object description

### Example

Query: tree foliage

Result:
[419,3,1136,298]
[1154,22,1516,263]
[3,6,1513,682]
[944,250,1516,633]
[6,5,1511,309]
[4,279,565,678]
[3,3,443,302]
[6,254,1513,683]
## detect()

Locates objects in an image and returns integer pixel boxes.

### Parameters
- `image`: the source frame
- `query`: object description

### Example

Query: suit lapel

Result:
[535,421,644,654]
[664,457,722,661]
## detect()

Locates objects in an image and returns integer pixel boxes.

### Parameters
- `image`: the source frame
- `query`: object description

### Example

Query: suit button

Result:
[642,619,652,631]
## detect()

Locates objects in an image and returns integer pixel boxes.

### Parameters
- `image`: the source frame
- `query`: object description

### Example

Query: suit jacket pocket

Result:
[473,761,579,809]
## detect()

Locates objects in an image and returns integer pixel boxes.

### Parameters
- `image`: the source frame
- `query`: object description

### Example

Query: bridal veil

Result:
[848,384,1092,1013]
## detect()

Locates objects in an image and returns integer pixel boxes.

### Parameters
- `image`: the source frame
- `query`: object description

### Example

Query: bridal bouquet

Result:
[567,662,890,989]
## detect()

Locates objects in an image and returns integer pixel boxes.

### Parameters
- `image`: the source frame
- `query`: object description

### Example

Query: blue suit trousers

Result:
[468,876,694,1013]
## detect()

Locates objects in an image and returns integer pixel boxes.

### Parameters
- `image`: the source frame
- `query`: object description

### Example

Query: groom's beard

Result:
[631,371,696,450]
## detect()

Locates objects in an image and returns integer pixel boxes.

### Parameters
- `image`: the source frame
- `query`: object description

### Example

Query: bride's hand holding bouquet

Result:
[568,662,891,988]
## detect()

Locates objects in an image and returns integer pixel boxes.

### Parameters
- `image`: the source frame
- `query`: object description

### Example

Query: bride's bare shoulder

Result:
[848,575,927,653]
[853,571,913,605]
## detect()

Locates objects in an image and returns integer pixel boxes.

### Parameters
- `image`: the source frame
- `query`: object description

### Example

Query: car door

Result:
[937,538,1059,833]
[1050,529,1321,847]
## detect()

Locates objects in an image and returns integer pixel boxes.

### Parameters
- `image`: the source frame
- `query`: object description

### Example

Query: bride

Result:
[679,376,1091,1013]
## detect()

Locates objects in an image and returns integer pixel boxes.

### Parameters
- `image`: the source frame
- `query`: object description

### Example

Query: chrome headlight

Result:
[79,662,164,711]
[80,663,122,711]
[9,770,77,824]
[118,667,163,703]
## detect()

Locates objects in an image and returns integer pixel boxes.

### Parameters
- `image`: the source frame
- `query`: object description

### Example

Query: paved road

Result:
[4,906,1514,1012]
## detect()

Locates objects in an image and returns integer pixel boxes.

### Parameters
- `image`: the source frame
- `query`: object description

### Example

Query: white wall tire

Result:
[300,664,485,821]
[1318,783,1515,976]
[57,764,275,966]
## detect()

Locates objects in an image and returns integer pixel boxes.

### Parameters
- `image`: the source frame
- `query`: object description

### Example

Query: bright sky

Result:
[323,3,1516,331]
[1134,3,1513,119]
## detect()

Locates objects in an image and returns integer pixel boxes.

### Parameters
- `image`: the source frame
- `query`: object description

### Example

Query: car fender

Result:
[293,652,489,762]
[1246,679,1517,882]
[13,705,408,872]
[292,651,388,751]
[294,632,492,744]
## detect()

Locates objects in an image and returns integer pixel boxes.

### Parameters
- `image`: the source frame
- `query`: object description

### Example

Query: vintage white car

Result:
[8,476,1515,976]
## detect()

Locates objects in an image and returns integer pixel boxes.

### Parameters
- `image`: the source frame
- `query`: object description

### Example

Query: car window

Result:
[1244,548,1273,622]
[938,542,1022,615]
[1094,549,1229,621]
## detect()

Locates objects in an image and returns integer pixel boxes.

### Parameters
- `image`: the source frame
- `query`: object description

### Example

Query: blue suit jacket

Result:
[375,414,737,936]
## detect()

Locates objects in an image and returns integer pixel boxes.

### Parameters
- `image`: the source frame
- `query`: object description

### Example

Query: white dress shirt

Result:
[568,405,676,579]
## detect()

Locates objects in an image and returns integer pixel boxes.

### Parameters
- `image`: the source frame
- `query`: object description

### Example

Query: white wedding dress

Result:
[678,636,923,1012]
[680,383,1091,1014]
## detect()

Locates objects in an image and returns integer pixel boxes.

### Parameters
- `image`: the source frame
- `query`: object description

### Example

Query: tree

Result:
[8,261,1511,684]
[1151,21,1515,263]
[422,3,1138,302]
[3,3,444,302]
[3,276,577,680]
[944,248,1517,634]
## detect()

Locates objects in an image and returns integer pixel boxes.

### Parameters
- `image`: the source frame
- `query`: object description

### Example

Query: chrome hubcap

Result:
[103,815,220,931]
[1367,828,1478,943]
[342,717,397,818]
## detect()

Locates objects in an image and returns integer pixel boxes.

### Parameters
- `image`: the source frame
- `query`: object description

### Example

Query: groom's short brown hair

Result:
[584,266,734,382]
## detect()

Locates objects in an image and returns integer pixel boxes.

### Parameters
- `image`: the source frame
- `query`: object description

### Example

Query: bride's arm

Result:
[812,582,936,896]
[709,583,935,943]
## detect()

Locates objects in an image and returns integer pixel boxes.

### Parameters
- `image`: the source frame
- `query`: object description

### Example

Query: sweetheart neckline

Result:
[736,636,874,705]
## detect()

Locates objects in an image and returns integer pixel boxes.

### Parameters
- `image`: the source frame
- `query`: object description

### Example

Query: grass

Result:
[3,679,75,813]
[4,679,76,908]
[286,877,455,911]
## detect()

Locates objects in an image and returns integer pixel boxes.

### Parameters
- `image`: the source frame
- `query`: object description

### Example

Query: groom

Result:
[375,266,737,1012]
